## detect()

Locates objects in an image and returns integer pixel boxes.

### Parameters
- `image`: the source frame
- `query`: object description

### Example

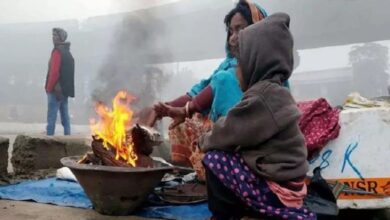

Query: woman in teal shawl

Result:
[156,0,276,124]
[152,1,290,173]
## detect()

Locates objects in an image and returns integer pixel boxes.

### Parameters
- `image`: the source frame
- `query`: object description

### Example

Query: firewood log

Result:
[81,124,161,168]
[91,139,130,167]
[91,137,154,168]
[78,152,102,165]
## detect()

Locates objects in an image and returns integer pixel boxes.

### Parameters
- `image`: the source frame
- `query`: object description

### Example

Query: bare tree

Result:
[349,43,389,97]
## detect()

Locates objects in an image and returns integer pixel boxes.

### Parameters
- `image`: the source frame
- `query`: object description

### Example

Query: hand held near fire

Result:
[134,107,160,127]
[146,109,159,127]
[154,102,195,129]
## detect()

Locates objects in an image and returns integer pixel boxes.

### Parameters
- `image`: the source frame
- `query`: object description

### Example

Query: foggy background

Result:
[0,0,389,127]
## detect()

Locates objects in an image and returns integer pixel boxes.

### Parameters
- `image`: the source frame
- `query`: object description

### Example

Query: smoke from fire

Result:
[91,11,172,111]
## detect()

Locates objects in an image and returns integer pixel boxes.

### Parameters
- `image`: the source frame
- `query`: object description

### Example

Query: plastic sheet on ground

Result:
[0,178,211,220]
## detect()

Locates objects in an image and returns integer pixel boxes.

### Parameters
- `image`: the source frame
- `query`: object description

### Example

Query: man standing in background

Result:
[45,28,75,135]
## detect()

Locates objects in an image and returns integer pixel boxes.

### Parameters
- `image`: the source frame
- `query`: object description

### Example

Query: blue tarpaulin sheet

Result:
[0,178,211,220]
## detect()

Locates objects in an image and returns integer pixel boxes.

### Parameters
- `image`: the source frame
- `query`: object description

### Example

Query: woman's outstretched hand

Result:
[154,102,186,129]
[134,107,160,127]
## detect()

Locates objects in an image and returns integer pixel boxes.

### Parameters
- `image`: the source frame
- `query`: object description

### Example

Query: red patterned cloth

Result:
[169,113,212,181]
[297,98,341,159]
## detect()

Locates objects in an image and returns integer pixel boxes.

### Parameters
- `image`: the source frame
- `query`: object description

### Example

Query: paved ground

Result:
[0,122,89,135]
[0,200,157,220]
[2,199,390,220]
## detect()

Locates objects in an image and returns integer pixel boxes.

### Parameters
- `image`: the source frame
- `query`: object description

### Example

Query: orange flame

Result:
[90,91,138,167]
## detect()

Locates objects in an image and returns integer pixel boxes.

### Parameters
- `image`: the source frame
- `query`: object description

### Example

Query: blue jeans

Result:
[46,93,71,135]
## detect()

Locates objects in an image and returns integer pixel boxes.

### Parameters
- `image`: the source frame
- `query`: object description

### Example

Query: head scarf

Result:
[245,0,266,23]
[225,0,268,57]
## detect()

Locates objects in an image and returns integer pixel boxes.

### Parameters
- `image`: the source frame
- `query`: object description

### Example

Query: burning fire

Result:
[90,91,138,167]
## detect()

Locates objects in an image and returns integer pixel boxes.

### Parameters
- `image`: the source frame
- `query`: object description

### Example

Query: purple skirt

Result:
[203,150,316,220]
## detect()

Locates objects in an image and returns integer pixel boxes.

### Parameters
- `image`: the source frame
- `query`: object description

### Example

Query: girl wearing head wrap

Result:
[198,13,315,220]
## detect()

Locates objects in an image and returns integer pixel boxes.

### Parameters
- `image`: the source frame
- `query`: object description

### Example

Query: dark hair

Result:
[224,0,254,29]
[224,0,254,54]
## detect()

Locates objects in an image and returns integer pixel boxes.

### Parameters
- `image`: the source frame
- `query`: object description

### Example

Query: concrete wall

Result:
[0,137,9,175]
[11,135,91,175]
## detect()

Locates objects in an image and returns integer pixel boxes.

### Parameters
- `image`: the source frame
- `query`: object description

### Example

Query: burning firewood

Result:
[88,124,162,168]
[79,91,163,168]
[91,138,131,167]
[78,152,101,165]
[131,124,162,156]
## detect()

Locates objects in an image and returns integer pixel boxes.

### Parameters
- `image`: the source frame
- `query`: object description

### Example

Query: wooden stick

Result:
[91,140,132,167]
